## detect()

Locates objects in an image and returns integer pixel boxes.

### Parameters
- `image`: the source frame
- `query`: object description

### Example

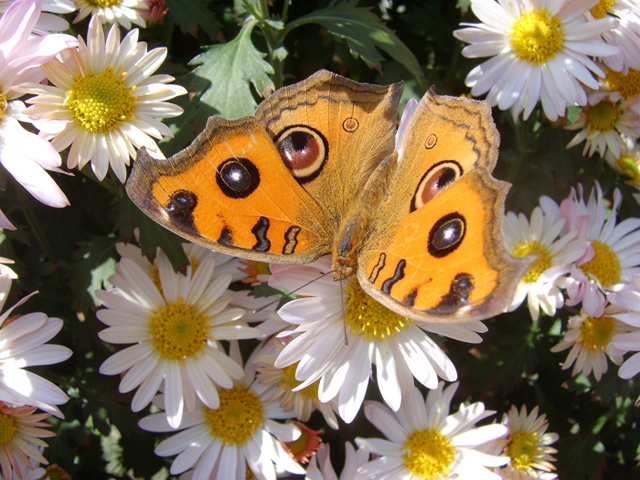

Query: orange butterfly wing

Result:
[127,116,331,263]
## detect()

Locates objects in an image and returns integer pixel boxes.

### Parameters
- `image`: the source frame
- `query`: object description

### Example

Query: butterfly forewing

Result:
[127,116,331,263]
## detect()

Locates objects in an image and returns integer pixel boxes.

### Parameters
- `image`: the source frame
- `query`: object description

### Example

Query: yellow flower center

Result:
[580,239,621,287]
[148,299,208,361]
[509,9,565,64]
[508,430,539,469]
[86,0,122,7]
[203,385,264,446]
[281,363,319,400]
[617,154,640,183]
[65,66,136,133]
[590,0,615,18]
[345,282,412,342]
[580,315,615,352]
[512,240,552,283]
[585,100,621,133]
[0,412,16,447]
[403,429,456,479]
[0,93,7,120]
[605,68,640,99]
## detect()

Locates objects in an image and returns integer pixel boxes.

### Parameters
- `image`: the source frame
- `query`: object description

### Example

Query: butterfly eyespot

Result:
[425,134,437,149]
[216,158,260,199]
[342,117,359,132]
[411,161,463,211]
[276,125,328,183]
[166,190,198,232]
[428,212,466,258]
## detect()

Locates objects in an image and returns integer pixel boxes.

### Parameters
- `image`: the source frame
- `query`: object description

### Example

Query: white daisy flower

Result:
[305,442,370,480]
[0,286,71,418]
[566,93,640,159]
[137,343,306,480]
[0,257,17,312]
[608,274,640,380]
[255,337,340,430]
[504,198,589,320]
[493,405,559,480]
[589,0,640,73]
[0,0,76,34]
[604,134,640,184]
[19,16,187,183]
[355,383,509,479]
[269,257,488,424]
[453,0,619,121]
[114,241,247,288]
[590,68,640,105]
[0,403,55,480]
[550,290,630,380]
[0,0,76,209]
[557,183,640,307]
[72,0,146,30]
[96,248,260,428]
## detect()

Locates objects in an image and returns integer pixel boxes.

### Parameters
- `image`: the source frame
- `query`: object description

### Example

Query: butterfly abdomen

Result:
[332,153,399,279]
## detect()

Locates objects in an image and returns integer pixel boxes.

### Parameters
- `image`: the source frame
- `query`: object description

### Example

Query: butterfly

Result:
[126,69,528,323]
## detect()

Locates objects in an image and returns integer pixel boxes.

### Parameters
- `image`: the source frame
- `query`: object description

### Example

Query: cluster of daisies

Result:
[91,240,560,480]
[457,0,640,386]
[455,0,640,181]
[0,0,184,229]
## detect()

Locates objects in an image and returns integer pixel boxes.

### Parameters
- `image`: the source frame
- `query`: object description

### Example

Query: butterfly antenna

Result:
[252,270,333,314]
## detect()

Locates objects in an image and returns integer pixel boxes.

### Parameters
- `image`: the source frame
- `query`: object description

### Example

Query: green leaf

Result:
[188,18,275,119]
[285,1,424,84]
[69,236,117,311]
[163,0,221,39]
[114,195,188,271]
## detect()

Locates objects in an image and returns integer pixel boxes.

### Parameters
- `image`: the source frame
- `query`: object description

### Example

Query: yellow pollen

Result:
[148,299,208,361]
[281,364,319,400]
[580,315,615,352]
[580,239,621,287]
[203,385,264,446]
[0,412,16,447]
[590,0,615,18]
[512,240,552,283]
[0,93,7,119]
[65,66,136,133]
[245,465,256,480]
[403,429,456,479]
[86,0,122,7]
[585,100,621,133]
[509,9,565,64]
[508,430,539,469]
[605,69,640,99]
[617,154,640,183]
[345,282,412,342]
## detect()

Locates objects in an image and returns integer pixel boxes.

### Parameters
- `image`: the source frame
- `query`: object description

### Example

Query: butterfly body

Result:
[127,69,528,323]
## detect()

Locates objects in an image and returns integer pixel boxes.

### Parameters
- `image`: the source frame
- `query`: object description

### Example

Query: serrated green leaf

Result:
[188,18,275,119]
[285,2,424,84]
[163,0,221,39]
[114,195,188,270]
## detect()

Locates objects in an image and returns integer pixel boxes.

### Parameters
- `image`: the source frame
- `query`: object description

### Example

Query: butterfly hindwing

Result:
[358,169,527,322]
[356,90,527,322]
